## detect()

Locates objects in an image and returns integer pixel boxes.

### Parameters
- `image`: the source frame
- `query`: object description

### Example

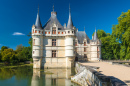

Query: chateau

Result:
[32,6,101,69]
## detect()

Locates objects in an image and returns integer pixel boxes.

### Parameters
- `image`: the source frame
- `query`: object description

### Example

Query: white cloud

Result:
[12,32,25,35]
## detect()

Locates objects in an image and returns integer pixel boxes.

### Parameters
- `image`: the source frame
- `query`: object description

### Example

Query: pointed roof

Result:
[76,31,90,44]
[35,6,42,29]
[67,5,73,29]
[43,6,64,30]
[93,28,98,41]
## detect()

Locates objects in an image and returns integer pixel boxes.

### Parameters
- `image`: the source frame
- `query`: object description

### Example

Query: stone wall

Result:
[71,62,127,86]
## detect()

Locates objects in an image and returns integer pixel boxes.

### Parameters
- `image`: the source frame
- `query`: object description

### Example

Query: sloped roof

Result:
[43,12,64,30]
[67,7,73,29]
[35,12,43,29]
[93,29,98,41]
[76,31,90,44]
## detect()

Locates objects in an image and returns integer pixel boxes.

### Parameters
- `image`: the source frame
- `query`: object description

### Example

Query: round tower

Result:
[65,5,76,68]
[32,8,43,68]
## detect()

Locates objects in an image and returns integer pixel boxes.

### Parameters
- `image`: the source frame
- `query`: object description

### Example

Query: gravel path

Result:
[81,61,130,86]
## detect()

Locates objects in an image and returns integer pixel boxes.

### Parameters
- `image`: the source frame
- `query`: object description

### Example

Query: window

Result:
[84,54,87,58]
[52,50,56,57]
[45,32,47,34]
[75,48,77,52]
[33,51,34,54]
[75,42,77,46]
[58,32,60,34]
[42,31,43,34]
[33,39,35,45]
[49,32,50,34]
[68,31,70,33]
[62,32,63,34]
[97,47,99,51]
[33,30,34,33]
[51,78,56,85]
[72,31,73,33]
[84,48,86,52]
[39,31,41,33]
[84,42,86,46]
[52,39,56,46]
[52,27,56,34]
[35,30,37,33]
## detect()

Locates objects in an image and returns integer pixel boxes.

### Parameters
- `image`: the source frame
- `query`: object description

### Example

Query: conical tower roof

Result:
[67,5,73,29]
[35,6,42,29]
[93,28,98,41]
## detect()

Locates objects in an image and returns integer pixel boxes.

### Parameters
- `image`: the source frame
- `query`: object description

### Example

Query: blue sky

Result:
[0,0,130,50]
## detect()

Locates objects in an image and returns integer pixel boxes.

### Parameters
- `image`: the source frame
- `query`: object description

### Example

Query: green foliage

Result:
[94,10,130,60]
[1,49,17,64]
[1,46,8,52]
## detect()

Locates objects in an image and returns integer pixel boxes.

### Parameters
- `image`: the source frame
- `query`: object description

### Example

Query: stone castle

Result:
[32,6,101,69]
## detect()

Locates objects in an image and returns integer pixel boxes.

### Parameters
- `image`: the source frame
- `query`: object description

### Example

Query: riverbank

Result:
[0,62,33,69]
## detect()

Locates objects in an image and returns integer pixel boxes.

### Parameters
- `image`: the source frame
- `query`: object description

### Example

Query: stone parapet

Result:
[71,62,127,86]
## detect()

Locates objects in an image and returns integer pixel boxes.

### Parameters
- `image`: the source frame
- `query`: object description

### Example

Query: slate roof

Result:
[43,12,64,30]
[93,29,98,41]
[35,12,43,29]
[76,31,90,44]
[67,7,73,29]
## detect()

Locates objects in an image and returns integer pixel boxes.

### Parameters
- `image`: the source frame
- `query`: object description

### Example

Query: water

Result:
[0,66,79,86]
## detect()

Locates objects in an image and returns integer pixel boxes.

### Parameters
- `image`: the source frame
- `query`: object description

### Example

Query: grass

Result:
[0,62,33,69]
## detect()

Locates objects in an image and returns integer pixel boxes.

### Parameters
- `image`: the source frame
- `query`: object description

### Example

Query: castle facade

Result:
[32,7,101,69]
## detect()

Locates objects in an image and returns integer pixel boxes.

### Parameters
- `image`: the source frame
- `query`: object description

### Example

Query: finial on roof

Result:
[53,4,54,12]
[67,4,73,29]
[38,4,39,14]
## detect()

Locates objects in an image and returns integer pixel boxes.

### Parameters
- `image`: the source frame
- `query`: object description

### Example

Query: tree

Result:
[1,46,8,52]
[16,44,23,53]
[1,49,17,64]
[112,10,130,60]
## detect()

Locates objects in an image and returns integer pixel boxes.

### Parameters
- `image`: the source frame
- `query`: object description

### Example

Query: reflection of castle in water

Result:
[31,69,78,86]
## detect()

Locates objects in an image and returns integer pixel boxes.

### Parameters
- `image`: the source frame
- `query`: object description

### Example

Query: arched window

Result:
[52,27,56,34]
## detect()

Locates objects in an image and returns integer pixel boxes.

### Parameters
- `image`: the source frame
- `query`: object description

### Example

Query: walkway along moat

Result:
[71,62,129,86]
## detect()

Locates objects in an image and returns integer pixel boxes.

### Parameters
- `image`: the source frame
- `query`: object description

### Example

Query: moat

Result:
[0,66,79,86]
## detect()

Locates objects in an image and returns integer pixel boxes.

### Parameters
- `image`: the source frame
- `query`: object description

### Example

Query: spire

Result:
[67,4,73,29]
[35,5,42,29]
[53,4,54,12]
[93,27,98,41]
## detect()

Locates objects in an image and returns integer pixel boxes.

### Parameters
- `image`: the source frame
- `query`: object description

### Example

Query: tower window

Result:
[62,32,63,34]
[75,48,77,52]
[52,39,56,46]
[33,30,34,33]
[52,50,56,57]
[45,32,47,34]
[33,39,35,45]
[58,32,60,34]
[84,42,86,46]
[52,27,56,34]
[68,31,70,33]
[84,48,86,52]
[49,32,50,34]
[42,31,43,34]
[84,54,87,58]
[72,31,73,33]
[39,31,41,33]
[97,47,99,51]
[75,42,77,46]
[35,30,37,33]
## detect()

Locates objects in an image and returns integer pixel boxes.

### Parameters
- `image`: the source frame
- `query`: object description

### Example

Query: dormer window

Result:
[84,42,86,46]
[52,27,56,34]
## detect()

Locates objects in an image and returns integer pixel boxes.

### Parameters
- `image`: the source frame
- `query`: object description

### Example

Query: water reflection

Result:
[31,68,78,86]
[0,66,78,86]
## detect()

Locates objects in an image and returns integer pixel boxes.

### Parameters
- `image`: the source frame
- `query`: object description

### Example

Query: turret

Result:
[90,28,101,61]
[65,5,75,68]
[32,6,43,68]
